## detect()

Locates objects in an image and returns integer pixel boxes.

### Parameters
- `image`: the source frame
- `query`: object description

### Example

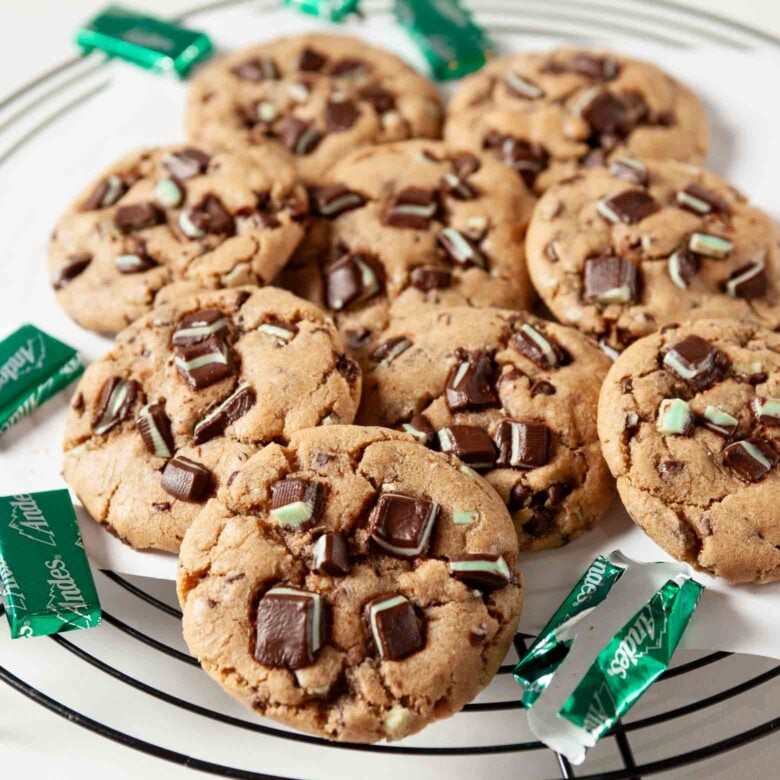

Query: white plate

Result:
[2,3,780,777]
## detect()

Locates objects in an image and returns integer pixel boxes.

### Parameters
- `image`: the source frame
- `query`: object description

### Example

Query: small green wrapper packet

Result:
[514,551,703,764]
[283,0,361,22]
[76,5,213,78]
[0,490,101,639]
[395,0,494,81]
[0,325,84,436]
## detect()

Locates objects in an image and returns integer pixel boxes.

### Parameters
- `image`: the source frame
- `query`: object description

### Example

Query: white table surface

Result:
[1,2,780,779]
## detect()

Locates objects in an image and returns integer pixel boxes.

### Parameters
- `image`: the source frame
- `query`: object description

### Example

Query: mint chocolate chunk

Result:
[114,202,162,232]
[363,593,424,660]
[494,420,550,469]
[383,187,438,229]
[53,253,92,289]
[174,336,234,389]
[172,309,229,347]
[162,148,210,180]
[255,586,326,669]
[445,350,499,411]
[312,533,350,576]
[270,479,324,531]
[92,377,140,435]
[309,184,365,218]
[438,425,496,469]
[584,256,640,304]
[663,335,728,390]
[192,382,255,444]
[723,439,777,482]
[368,492,439,559]
[676,183,727,215]
[232,57,279,81]
[161,455,212,502]
[324,252,382,310]
[449,554,511,590]
[511,322,568,368]
[597,189,659,224]
[136,401,174,457]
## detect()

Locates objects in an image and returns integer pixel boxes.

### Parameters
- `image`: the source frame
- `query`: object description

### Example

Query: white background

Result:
[2,2,780,779]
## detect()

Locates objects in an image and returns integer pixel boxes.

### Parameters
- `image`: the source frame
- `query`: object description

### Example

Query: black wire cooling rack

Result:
[2,1,780,778]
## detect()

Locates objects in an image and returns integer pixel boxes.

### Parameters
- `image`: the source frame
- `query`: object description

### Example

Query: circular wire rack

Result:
[1,1,780,778]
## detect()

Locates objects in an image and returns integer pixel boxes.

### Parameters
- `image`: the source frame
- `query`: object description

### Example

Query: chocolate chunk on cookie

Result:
[177,425,523,742]
[446,48,709,194]
[359,307,615,550]
[62,287,361,552]
[598,319,780,583]
[278,140,535,359]
[49,144,307,334]
[186,33,443,184]
[526,159,780,350]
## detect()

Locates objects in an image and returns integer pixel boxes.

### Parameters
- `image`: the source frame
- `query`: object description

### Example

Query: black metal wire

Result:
[101,571,183,618]
[0,665,292,780]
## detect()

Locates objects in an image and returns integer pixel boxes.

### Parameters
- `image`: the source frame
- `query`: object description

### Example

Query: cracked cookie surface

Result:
[445,48,708,194]
[63,286,361,552]
[279,140,536,359]
[186,33,443,183]
[526,159,780,352]
[49,144,306,334]
[358,307,614,550]
[177,425,522,742]
[598,319,780,583]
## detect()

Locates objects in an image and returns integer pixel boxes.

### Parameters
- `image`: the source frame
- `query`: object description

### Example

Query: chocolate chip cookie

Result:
[49,144,307,334]
[177,425,522,742]
[279,140,536,357]
[525,159,780,353]
[62,287,361,552]
[446,49,709,194]
[358,307,614,550]
[186,34,443,183]
[598,319,780,583]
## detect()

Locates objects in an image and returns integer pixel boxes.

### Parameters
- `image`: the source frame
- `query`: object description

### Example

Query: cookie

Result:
[358,307,614,550]
[525,159,780,353]
[62,287,361,552]
[177,425,522,742]
[279,140,536,358]
[49,144,307,334]
[446,49,709,194]
[186,34,443,183]
[598,319,780,583]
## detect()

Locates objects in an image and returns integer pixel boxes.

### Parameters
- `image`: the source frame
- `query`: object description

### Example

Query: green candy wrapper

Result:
[395,0,493,81]
[0,324,84,436]
[76,5,213,78]
[514,551,703,764]
[283,0,361,22]
[0,490,101,639]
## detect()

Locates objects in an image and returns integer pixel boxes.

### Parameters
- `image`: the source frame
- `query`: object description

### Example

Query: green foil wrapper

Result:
[395,0,493,81]
[0,490,102,639]
[0,325,84,436]
[514,551,703,764]
[283,0,361,22]
[76,5,213,78]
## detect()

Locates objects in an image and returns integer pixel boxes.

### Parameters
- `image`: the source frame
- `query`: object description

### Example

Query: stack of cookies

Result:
[49,34,780,743]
